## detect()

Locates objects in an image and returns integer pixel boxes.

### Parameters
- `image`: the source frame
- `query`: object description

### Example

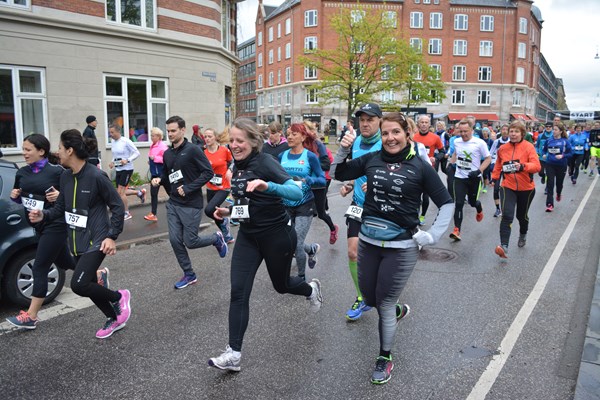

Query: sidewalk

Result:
[128,183,170,209]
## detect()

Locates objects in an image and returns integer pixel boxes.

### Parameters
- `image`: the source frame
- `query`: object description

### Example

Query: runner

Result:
[333,112,453,384]
[279,123,325,281]
[203,127,235,243]
[330,103,382,321]
[27,129,131,339]
[567,124,587,184]
[535,122,554,188]
[588,128,600,177]
[6,134,77,329]
[261,121,289,159]
[448,119,491,241]
[489,124,510,217]
[491,121,541,258]
[151,116,228,289]
[542,123,571,212]
[208,118,322,372]
[144,127,168,222]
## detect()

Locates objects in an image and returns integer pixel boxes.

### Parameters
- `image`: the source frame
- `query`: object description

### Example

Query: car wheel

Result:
[1,248,66,307]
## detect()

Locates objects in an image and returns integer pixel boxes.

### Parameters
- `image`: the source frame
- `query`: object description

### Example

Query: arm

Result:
[153,143,167,164]
[491,150,503,181]
[306,152,327,187]
[479,156,491,172]
[264,179,303,201]
[316,141,331,171]
[414,166,454,246]
[126,139,140,163]
[182,149,213,195]
[330,145,352,180]
[523,144,542,174]
[98,173,125,240]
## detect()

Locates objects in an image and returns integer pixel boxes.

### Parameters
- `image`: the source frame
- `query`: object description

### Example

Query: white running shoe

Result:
[307,279,323,312]
[208,345,241,371]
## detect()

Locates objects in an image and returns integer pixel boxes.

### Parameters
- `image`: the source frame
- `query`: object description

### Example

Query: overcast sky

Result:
[237,0,599,111]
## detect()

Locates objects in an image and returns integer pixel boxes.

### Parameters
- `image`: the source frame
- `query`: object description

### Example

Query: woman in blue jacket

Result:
[543,123,571,212]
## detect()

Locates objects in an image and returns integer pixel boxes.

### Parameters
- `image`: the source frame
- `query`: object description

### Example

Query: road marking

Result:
[467,176,598,400]
[0,288,93,336]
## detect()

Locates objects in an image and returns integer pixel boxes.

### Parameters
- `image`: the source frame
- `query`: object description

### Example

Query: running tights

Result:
[312,188,335,231]
[499,187,535,247]
[205,189,230,230]
[452,176,482,230]
[32,230,75,298]
[545,163,566,207]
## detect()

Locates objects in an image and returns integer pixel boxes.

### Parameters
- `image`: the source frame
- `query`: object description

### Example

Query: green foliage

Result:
[129,172,145,187]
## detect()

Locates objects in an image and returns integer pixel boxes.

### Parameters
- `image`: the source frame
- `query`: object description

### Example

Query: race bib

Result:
[344,205,363,222]
[575,145,584,151]
[592,141,600,147]
[21,194,45,211]
[231,197,250,223]
[502,161,519,173]
[548,147,560,154]
[169,170,183,184]
[65,209,88,230]
[456,158,471,170]
[210,174,223,186]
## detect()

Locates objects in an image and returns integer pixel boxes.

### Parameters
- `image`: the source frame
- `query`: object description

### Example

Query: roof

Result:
[449,0,517,8]
[531,4,543,24]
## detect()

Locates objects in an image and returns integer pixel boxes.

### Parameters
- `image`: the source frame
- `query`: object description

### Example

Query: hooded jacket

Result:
[492,139,541,192]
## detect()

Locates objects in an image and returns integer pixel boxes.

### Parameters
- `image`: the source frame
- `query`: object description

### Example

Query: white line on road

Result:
[467,176,598,400]
[0,288,93,336]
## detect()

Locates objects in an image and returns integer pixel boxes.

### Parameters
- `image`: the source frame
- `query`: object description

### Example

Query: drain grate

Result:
[418,247,459,262]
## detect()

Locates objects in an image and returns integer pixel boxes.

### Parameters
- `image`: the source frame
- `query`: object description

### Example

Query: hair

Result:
[268,121,282,133]
[501,124,509,130]
[303,119,317,134]
[575,124,582,130]
[417,114,431,124]
[555,123,567,138]
[509,120,526,140]
[24,133,60,164]
[203,128,216,137]
[166,115,186,129]
[150,127,164,139]
[109,124,121,133]
[232,117,263,152]
[436,120,446,130]
[290,123,318,155]
[457,118,473,129]
[60,129,94,160]
[347,120,354,126]
[406,117,418,136]
[218,125,230,145]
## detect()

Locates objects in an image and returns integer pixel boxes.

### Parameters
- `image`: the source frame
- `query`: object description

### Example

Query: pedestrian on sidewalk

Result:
[144,127,168,222]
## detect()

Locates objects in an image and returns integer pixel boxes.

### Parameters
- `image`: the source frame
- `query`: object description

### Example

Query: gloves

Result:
[412,229,435,247]
[468,170,482,179]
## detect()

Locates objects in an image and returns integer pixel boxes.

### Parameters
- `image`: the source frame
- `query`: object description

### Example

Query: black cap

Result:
[86,115,97,124]
[545,122,553,128]
[355,103,382,118]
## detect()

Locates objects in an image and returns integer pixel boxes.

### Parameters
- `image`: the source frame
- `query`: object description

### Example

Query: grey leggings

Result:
[293,215,314,277]
[358,240,419,353]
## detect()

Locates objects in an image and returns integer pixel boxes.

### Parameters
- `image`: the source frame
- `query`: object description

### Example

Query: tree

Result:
[297,3,445,120]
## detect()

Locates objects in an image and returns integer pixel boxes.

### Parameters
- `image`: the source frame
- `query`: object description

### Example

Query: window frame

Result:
[257,32,263,46]
[430,64,441,80]
[452,65,466,81]
[304,66,317,79]
[305,10,318,27]
[410,11,424,29]
[268,71,274,86]
[454,14,468,31]
[351,10,366,25]
[516,67,525,83]
[518,42,527,59]
[512,89,522,106]
[0,0,30,9]
[429,38,442,55]
[410,38,423,53]
[453,39,467,56]
[285,43,291,59]
[268,49,273,64]
[106,0,157,31]
[304,36,318,53]
[478,66,492,82]
[285,67,291,83]
[430,12,443,29]
[480,15,494,32]
[477,90,491,106]
[519,17,528,34]
[306,87,319,104]
[452,89,465,105]
[382,11,397,28]
[285,18,291,35]
[479,40,493,57]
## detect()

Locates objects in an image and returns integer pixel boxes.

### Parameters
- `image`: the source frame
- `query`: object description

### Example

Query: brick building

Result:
[0,0,241,169]
[237,37,257,121]
[253,0,562,130]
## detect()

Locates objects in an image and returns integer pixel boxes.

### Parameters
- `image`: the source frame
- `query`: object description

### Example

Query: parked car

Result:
[0,159,65,306]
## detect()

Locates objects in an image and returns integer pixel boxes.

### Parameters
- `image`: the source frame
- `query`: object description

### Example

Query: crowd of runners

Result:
[5,105,600,385]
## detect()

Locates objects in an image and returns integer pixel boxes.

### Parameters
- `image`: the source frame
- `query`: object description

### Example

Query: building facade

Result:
[237,37,257,121]
[0,0,241,170]
[254,0,558,130]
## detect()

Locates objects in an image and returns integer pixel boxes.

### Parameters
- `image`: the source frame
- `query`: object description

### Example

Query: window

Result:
[268,72,274,86]
[269,93,273,107]
[480,15,494,32]
[430,64,441,80]
[285,67,291,83]
[0,0,29,8]
[452,65,466,81]
[277,47,281,62]
[304,66,317,79]
[258,94,264,108]
[104,75,168,145]
[410,38,423,53]
[382,11,397,28]
[351,10,365,25]
[277,70,281,85]
[430,12,443,29]
[429,39,442,55]
[285,90,292,105]
[268,27,273,42]
[258,52,263,67]
[479,40,493,57]
[380,90,395,103]
[518,42,526,59]
[519,17,528,34]
[452,89,465,105]
[258,74,263,88]
[351,40,365,54]
[257,32,263,46]
[305,10,317,27]
[513,89,522,106]
[351,63,365,80]
[423,0,431,3]
[410,64,422,80]
[106,0,156,29]
[268,50,273,64]
[477,90,491,105]
[516,67,525,83]
[381,65,391,81]
[285,43,291,59]
[277,23,281,38]
[434,0,440,4]
[0,66,47,151]
[285,18,291,35]
[453,40,467,56]
[415,0,420,3]
[478,66,492,82]
[410,12,423,28]
[304,36,317,52]
[222,0,231,50]
[428,90,440,104]
[454,14,468,31]
[306,87,318,104]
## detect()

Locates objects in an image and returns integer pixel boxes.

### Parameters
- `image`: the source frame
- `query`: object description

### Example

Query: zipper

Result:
[511,143,518,191]
[72,176,78,255]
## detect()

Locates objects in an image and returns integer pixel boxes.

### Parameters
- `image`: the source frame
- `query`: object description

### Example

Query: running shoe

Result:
[572,178,576,185]
[541,176,546,184]
[96,318,126,339]
[124,211,133,221]
[308,244,320,269]
[476,211,484,222]
[214,231,228,258]
[545,204,554,212]
[590,171,595,177]
[371,355,393,385]
[395,304,410,325]
[449,227,461,241]
[114,289,131,325]
[208,345,241,371]
[138,188,146,204]
[144,213,158,222]
[346,298,371,321]
[229,220,240,226]
[518,234,527,248]
[174,272,198,289]
[419,215,425,226]
[6,310,38,330]
[556,194,562,202]
[221,218,235,244]
[97,267,110,289]
[307,278,323,312]
[482,186,487,194]
[544,188,547,195]
[329,224,339,245]
[495,245,508,259]
[494,208,502,218]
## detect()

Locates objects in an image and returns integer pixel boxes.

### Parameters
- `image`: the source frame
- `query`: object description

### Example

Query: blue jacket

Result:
[543,137,571,166]
[568,132,588,155]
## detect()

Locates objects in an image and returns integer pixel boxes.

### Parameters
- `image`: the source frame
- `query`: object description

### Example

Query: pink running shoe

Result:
[115,289,131,325]
[96,318,126,339]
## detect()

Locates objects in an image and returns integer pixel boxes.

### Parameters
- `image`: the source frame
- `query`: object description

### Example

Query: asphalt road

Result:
[0,177,599,399]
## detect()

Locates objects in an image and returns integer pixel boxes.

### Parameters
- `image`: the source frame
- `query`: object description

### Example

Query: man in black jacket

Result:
[83,115,100,166]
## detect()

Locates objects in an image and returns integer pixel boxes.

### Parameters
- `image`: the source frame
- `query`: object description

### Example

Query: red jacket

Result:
[491,140,541,191]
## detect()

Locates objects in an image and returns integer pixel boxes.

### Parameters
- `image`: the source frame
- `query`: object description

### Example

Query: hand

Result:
[109,162,114,169]
[225,169,233,183]
[555,154,563,160]
[429,156,436,164]
[213,206,230,221]
[100,238,116,255]
[10,188,22,200]
[412,230,435,247]
[340,130,356,149]
[28,209,44,223]
[246,179,268,192]
[340,183,353,197]
[149,155,154,161]
[45,188,59,202]
[177,185,185,197]
[468,170,482,179]
[151,177,161,187]
[361,182,367,193]
[120,159,128,166]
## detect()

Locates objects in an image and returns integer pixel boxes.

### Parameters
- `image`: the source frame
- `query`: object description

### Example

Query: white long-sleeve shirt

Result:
[111,136,140,171]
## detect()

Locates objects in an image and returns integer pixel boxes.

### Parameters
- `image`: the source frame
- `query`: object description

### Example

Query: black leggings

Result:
[446,164,455,200]
[205,189,230,229]
[545,163,566,207]
[150,174,160,215]
[582,149,590,170]
[228,224,312,352]
[452,176,482,230]
[32,230,75,298]
[568,154,584,180]
[71,251,121,319]
[499,187,535,247]
[312,188,335,231]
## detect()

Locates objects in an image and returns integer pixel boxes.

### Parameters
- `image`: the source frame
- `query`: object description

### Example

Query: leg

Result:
[357,240,382,309]
[179,206,217,250]
[293,215,313,278]
[466,176,483,213]
[117,185,129,212]
[150,179,160,215]
[166,201,194,274]
[452,178,468,230]
[498,187,517,247]
[312,188,335,231]
[555,165,567,198]
[516,189,535,236]
[545,165,557,206]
